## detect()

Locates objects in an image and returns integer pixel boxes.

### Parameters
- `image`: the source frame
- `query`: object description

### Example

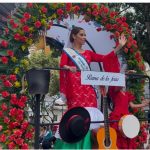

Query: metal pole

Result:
[34,94,41,149]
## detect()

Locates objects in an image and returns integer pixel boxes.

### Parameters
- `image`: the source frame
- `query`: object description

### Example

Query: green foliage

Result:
[28,50,59,96]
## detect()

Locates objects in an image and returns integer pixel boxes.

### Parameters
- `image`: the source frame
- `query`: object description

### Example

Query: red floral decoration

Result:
[0,3,147,149]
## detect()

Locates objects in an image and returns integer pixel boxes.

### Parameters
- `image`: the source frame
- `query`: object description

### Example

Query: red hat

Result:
[59,107,91,143]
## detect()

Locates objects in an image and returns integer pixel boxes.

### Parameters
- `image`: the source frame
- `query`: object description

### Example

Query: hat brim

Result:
[59,107,91,143]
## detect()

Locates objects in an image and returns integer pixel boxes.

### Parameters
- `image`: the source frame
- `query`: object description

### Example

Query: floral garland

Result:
[0,3,147,148]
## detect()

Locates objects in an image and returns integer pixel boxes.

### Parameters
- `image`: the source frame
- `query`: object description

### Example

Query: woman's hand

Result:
[64,65,77,72]
[142,99,150,107]
[69,66,77,72]
[114,34,127,53]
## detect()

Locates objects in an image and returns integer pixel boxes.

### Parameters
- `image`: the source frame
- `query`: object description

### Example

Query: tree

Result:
[108,3,150,65]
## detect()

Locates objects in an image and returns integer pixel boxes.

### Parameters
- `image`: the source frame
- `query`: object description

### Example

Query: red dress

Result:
[60,50,120,109]
[109,87,137,149]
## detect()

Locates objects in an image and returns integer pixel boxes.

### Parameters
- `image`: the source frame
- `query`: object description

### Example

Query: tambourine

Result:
[119,114,140,138]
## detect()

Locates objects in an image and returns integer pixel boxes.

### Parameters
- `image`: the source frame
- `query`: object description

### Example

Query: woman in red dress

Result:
[59,26,126,109]
[54,26,127,149]
[109,83,150,149]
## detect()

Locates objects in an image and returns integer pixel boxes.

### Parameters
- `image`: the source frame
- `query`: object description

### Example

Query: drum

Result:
[119,115,140,138]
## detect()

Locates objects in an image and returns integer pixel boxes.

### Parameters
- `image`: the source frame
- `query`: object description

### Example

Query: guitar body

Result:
[97,127,118,149]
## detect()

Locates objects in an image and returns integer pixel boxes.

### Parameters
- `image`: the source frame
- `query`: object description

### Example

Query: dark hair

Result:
[70,26,84,43]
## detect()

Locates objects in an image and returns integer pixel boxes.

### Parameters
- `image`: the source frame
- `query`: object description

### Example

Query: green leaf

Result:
[0,64,8,73]
[0,50,8,56]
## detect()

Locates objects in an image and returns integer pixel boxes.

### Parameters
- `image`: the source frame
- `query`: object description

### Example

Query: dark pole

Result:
[34,94,41,149]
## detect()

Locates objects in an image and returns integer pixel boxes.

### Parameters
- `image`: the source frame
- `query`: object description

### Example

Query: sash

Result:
[63,48,99,99]
[63,48,90,71]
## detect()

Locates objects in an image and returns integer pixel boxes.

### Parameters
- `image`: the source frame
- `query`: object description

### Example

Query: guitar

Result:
[97,86,118,149]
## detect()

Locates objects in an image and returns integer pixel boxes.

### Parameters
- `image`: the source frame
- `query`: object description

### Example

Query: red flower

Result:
[118,27,123,32]
[41,6,47,13]
[9,108,17,116]
[130,48,134,53]
[121,16,126,22]
[1,56,8,64]
[7,50,14,57]
[92,4,98,9]
[0,134,6,142]
[20,18,27,24]
[135,51,141,59]
[66,3,72,12]
[92,10,99,16]
[116,18,122,24]
[17,109,24,115]
[1,103,8,111]
[9,134,16,141]
[21,121,29,130]
[103,7,109,14]
[5,28,9,34]
[34,21,41,28]
[121,22,129,27]
[73,5,80,14]
[124,48,128,53]
[15,138,24,146]
[23,12,31,19]
[9,19,14,25]
[110,11,116,18]
[115,41,119,47]
[9,75,17,81]
[0,125,3,131]
[1,91,10,97]
[57,8,64,16]
[14,33,21,41]
[22,143,29,149]
[8,142,16,149]
[17,100,25,108]
[127,43,132,48]
[115,31,120,38]
[96,27,102,32]
[11,93,17,99]
[3,80,13,87]
[0,75,7,80]
[105,24,112,31]
[1,40,8,48]
[16,114,24,121]
[22,25,30,32]
[0,111,3,117]
[20,96,28,102]
[110,34,114,40]
[139,63,145,71]
[20,36,27,42]
[4,117,10,124]
[9,122,20,129]
[12,23,19,29]
[25,132,33,139]
[10,97,18,105]
[14,129,23,137]
[27,3,33,8]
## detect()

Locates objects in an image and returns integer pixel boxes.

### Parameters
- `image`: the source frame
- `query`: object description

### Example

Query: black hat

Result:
[59,107,91,143]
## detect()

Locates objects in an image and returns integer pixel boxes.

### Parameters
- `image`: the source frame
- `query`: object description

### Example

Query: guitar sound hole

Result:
[104,138,111,147]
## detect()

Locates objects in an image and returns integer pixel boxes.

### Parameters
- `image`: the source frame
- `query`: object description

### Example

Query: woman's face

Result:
[73,30,86,45]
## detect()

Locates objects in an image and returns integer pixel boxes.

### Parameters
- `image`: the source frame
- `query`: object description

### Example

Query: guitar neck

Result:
[103,96,110,141]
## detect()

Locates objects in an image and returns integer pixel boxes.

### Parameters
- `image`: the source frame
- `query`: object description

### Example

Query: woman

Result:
[54,26,127,149]
[108,79,150,149]
[59,26,126,109]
